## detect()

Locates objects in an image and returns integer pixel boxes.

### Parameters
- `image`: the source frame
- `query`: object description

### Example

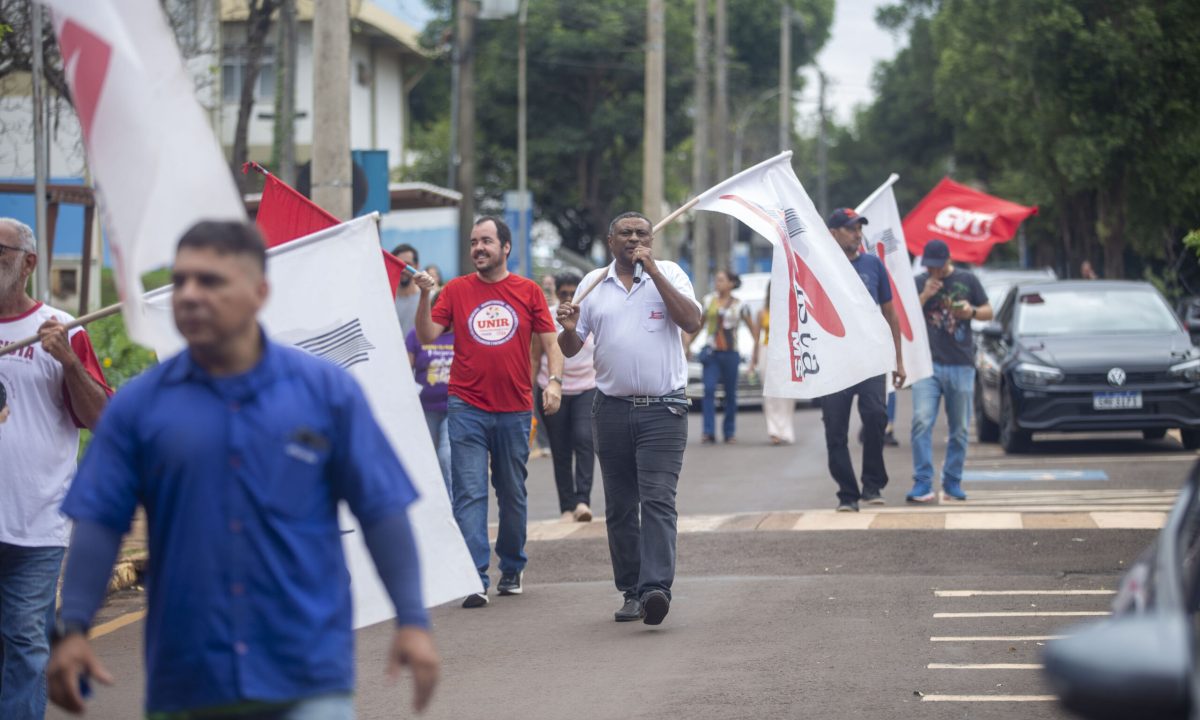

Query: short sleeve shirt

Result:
[0,302,110,546]
[431,273,555,413]
[405,327,453,413]
[575,261,701,397]
[915,268,988,366]
[851,252,893,306]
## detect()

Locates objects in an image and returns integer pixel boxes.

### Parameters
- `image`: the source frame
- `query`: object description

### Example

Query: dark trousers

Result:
[592,392,688,600]
[820,374,889,503]
[537,387,596,512]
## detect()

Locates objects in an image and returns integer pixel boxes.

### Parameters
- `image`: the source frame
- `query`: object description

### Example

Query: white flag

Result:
[141,216,482,624]
[41,0,244,345]
[856,174,933,388]
[695,152,894,399]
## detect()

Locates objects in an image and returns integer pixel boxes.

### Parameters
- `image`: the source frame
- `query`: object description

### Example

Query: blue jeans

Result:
[424,409,452,501]
[702,350,740,439]
[0,543,65,720]
[447,396,531,590]
[910,363,975,496]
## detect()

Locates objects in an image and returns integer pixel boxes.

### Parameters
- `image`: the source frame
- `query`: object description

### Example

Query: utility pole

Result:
[778,1,791,154]
[517,0,529,277]
[312,0,352,219]
[692,0,710,294]
[816,68,828,218]
[275,0,298,185]
[448,0,460,189]
[643,0,665,231]
[455,0,478,276]
[31,2,49,302]
[713,0,730,274]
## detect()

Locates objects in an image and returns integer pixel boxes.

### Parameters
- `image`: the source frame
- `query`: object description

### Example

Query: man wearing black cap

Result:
[907,239,992,503]
[820,208,906,512]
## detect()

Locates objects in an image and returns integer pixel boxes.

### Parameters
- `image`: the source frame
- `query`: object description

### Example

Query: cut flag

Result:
[139,216,483,623]
[247,163,408,295]
[902,177,1037,264]
[41,0,245,346]
[695,152,895,399]
[855,174,933,388]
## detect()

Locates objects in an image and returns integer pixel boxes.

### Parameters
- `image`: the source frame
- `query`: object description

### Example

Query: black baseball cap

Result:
[826,207,868,229]
[921,239,951,268]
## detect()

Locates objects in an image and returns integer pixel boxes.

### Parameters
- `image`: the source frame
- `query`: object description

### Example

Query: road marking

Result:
[967,454,1195,467]
[934,611,1109,618]
[90,610,146,639]
[944,512,1023,530]
[1092,511,1167,529]
[676,514,731,533]
[930,635,1065,642]
[962,470,1108,482]
[927,663,1043,670]
[921,695,1057,702]
[792,511,875,530]
[935,590,1114,597]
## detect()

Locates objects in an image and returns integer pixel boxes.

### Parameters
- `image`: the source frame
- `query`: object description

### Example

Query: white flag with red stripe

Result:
[856,175,933,388]
[694,152,894,399]
[40,0,244,345]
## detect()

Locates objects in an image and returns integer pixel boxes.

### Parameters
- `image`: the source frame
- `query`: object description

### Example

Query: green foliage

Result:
[1185,230,1200,259]
[408,0,833,257]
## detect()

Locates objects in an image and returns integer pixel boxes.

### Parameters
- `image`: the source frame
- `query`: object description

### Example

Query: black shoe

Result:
[836,501,859,512]
[642,590,670,626]
[862,493,886,506]
[461,592,488,608]
[497,571,523,596]
[883,430,899,447]
[614,596,644,622]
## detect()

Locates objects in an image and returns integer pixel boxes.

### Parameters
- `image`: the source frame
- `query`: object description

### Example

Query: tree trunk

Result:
[231,0,279,193]
[1096,179,1127,280]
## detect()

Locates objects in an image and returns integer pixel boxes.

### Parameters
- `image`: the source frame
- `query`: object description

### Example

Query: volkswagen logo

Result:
[1107,367,1127,387]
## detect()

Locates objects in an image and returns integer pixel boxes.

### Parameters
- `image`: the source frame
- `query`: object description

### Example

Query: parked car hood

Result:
[1019,333,1195,371]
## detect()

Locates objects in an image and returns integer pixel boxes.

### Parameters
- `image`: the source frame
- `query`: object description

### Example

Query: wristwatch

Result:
[50,618,89,646]
[548,375,563,385]
[970,306,977,319]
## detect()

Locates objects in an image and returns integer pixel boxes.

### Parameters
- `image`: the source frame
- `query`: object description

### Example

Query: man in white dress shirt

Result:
[556,212,702,626]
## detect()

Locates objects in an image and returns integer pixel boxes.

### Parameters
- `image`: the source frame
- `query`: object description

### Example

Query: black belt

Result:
[607,391,689,407]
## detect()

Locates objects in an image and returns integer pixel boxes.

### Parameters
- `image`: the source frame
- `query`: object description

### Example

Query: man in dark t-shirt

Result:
[819,208,906,512]
[907,239,993,503]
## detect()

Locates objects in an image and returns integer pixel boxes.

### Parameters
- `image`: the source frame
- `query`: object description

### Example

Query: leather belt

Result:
[608,391,689,407]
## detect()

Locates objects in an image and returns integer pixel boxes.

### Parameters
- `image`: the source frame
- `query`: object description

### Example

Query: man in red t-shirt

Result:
[415,216,563,608]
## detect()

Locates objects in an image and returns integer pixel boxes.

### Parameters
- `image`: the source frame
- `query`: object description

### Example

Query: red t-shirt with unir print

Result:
[432,272,555,413]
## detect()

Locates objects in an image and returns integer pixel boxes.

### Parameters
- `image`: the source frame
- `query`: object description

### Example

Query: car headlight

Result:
[1013,362,1063,386]
[1169,358,1200,383]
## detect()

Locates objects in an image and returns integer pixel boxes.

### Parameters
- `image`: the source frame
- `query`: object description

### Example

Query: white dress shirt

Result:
[573,261,700,397]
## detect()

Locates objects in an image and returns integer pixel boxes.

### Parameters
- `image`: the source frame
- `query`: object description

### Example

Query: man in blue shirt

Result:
[44,221,439,718]
[819,208,907,512]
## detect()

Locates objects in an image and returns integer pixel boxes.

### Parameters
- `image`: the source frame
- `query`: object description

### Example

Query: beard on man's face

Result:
[0,259,23,297]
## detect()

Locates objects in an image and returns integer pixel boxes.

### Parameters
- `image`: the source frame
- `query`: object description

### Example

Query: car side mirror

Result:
[1042,615,1192,720]
[979,323,1004,340]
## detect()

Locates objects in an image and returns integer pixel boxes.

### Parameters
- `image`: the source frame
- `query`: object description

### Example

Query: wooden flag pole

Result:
[572,196,702,305]
[0,302,123,358]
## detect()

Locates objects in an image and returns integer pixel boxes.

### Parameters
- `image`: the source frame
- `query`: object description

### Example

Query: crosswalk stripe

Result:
[928,663,1043,670]
[934,611,1109,618]
[921,695,1057,702]
[935,590,1113,597]
[930,635,1064,642]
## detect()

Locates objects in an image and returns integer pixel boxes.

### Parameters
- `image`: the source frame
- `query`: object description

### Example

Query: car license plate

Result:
[1093,391,1142,410]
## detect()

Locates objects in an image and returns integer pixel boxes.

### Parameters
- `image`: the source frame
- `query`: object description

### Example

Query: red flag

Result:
[249,164,404,294]
[901,178,1037,264]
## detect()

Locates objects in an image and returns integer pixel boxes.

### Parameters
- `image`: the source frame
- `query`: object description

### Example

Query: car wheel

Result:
[999,388,1031,454]
[1143,428,1168,441]
[975,382,999,442]
[1181,429,1200,450]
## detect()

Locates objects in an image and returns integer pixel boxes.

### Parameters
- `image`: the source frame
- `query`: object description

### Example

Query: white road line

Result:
[967,454,1195,466]
[930,636,1065,642]
[935,590,1114,597]
[934,611,1109,618]
[927,663,1044,670]
[921,695,1057,702]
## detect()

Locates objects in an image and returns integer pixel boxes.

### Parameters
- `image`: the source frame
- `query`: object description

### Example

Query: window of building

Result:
[222,50,276,104]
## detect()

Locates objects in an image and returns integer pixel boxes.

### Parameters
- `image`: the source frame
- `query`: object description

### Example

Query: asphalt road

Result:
[51,389,1197,720]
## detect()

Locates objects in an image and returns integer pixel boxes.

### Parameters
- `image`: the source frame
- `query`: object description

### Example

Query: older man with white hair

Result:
[0,217,110,719]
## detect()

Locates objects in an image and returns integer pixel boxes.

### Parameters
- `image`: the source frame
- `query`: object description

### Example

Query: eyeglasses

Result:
[0,243,26,257]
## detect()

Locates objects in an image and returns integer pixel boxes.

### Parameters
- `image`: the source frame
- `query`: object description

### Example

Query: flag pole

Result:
[573,196,702,304]
[0,303,123,357]
[854,173,900,215]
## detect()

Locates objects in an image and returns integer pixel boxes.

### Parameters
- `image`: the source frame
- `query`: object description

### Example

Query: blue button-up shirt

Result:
[62,338,417,713]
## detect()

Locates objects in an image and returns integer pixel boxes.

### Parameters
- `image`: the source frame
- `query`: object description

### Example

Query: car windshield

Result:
[1016,289,1181,336]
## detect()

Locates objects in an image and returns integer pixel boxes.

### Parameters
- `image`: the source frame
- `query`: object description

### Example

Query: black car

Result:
[975,280,1200,453]
[1042,460,1200,719]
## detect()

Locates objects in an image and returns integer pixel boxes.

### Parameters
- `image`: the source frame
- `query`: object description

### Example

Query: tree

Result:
[406,0,833,259]
[228,0,280,193]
